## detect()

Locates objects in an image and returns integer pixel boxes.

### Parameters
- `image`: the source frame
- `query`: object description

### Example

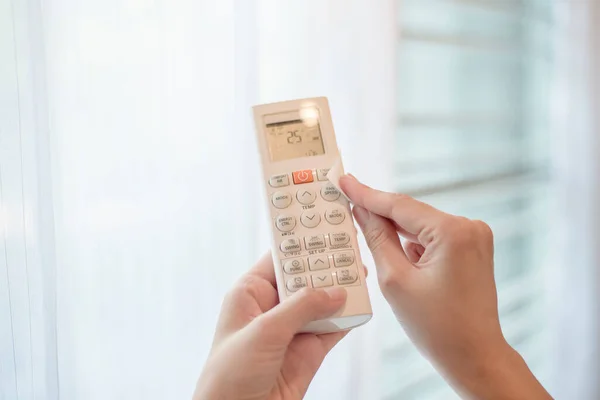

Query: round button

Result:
[293,170,314,184]
[276,214,296,232]
[298,171,310,181]
[296,189,317,205]
[321,183,341,201]
[301,211,321,228]
[330,232,350,246]
[272,191,292,209]
[286,276,308,292]
[283,258,305,274]
[325,208,345,225]
[280,238,301,252]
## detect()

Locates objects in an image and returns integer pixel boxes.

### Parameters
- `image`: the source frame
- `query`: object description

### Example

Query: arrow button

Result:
[311,273,333,288]
[309,255,330,271]
[296,189,316,205]
[301,211,321,228]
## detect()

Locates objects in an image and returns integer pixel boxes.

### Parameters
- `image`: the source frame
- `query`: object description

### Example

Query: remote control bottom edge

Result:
[299,313,373,334]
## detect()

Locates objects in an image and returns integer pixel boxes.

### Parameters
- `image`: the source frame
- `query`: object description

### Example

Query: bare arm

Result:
[341,174,552,400]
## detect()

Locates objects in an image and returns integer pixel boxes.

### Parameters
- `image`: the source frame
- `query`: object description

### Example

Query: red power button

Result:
[292,170,314,184]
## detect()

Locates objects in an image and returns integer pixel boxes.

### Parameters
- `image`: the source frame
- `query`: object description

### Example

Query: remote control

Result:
[252,97,373,333]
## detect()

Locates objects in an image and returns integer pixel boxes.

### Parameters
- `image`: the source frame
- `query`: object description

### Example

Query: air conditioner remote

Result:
[252,97,373,333]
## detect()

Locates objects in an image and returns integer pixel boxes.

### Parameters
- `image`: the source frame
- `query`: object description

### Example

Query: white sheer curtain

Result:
[1,0,58,398]
[550,1,600,399]
[2,0,395,399]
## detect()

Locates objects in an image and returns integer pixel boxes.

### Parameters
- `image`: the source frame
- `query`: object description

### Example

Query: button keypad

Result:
[293,170,314,184]
[276,215,296,232]
[287,276,309,292]
[330,232,350,246]
[297,189,316,205]
[334,251,355,267]
[280,238,301,253]
[336,268,358,285]
[305,235,326,250]
[316,168,330,181]
[321,183,341,202]
[300,210,321,228]
[312,273,333,288]
[272,191,292,209]
[271,169,361,293]
[309,255,330,271]
[283,258,305,274]
[325,208,346,225]
[269,174,290,188]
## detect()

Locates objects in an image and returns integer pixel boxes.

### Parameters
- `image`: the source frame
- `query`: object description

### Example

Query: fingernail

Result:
[345,173,358,181]
[324,287,347,302]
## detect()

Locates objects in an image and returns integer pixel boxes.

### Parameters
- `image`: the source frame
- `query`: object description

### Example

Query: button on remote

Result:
[301,211,321,228]
[287,276,308,292]
[269,174,289,188]
[292,170,314,184]
[325,208,345,225]
[330,232,350,246]
[280,238,301,253]
[276,215,296,232]
[321,183,341,201]
[312,273,333,288]
[336,268,358,285]
[309,255,330,271]
[334,251,355,267]
[283,258,305,274]
[316,168,330,181]
[272,191,292,209]
[305,235,326,250]
[297,189,316,205]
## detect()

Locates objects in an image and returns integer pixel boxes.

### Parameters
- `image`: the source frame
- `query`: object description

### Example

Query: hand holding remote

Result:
[194,253,348,400]
[340,175,552,400]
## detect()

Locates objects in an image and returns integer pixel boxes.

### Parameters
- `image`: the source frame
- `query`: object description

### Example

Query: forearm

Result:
[442,341,552,400]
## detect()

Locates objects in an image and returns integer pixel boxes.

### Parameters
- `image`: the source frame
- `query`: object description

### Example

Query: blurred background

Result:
[1,0,599,399]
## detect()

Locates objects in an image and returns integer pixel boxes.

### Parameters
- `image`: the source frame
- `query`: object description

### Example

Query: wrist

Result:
[441,338,551,399]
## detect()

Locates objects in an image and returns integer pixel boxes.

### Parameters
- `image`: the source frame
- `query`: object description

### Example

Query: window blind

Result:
[380,0,555,398]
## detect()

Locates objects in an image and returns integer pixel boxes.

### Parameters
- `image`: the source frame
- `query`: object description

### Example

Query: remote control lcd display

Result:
[266,119,325,162]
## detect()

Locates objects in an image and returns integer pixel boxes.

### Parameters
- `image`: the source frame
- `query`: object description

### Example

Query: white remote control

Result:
[252,97,373,333]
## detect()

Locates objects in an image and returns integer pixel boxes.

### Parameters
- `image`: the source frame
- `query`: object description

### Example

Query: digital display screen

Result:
[266,119,325,162]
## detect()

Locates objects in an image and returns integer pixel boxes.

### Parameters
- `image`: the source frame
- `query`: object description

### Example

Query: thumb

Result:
[353,205,413,290]
[257,287,347,341]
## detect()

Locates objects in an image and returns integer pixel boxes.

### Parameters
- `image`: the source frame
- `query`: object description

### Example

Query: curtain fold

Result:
[1,0,58,398]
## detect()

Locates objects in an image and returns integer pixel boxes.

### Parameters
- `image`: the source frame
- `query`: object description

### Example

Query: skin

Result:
[194,253,368,400]
[195,175,553,400]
